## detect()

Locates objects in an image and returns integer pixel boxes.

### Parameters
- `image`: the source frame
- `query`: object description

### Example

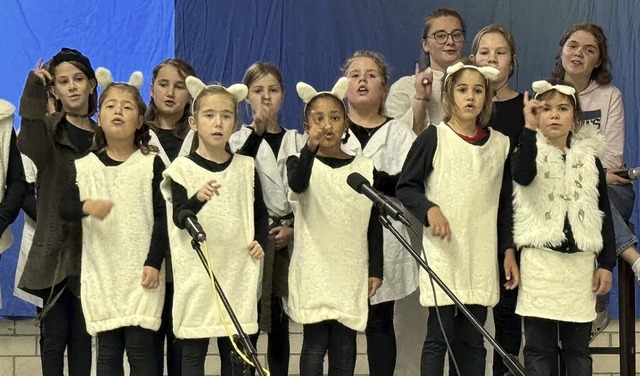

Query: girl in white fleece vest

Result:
[396,60,513,376]
[60,70,167,375]
[512,79,615,376]
[160,77,269,376]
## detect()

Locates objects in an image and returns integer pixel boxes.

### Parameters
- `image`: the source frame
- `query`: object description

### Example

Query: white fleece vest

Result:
[0,99,15,254]
[76,151,164,335]
[513,126,605,253]
[420,123,509,307]
[343,119,419,304]
[287,155,373,331]
[162,155,260,338]
[514,126,605,322]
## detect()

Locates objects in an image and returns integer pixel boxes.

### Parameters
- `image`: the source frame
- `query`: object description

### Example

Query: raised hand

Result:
[34,58,53,86]
[522,91,545,131]
[196,180,221,202]
[414,63,434,101]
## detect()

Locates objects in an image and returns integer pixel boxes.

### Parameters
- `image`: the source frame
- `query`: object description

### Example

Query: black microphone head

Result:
[177,209,197,227]
[346,172,370,193]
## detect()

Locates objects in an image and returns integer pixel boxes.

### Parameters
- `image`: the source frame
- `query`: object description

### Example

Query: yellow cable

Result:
[201,241,270,376]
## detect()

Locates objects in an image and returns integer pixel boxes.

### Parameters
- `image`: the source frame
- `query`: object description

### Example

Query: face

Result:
[151,65,191,117]
[451,69,486,123]
[561,30,601,79]
[189,93,236,149]
[538,91,575,145]
[345,57,387,110]
[305,96,348,150]
[51,62,95,114]
[422,15,464,71]
[246,74,283,117]
[98,88,144,142]
[472,32,512,86]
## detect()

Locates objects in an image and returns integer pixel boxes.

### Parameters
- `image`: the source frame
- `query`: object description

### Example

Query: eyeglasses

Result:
[427,30,465,44]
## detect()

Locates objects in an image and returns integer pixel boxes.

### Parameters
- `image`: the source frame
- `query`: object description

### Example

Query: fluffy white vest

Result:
[76,151,164,335]
[162,155,260,338]
[513,126,605,253]
[0,99,15,254]
[287,155,373,331]
[420,123,509,307]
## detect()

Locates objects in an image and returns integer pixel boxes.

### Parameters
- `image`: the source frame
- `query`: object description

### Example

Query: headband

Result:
[185,76,248,111]
[95,67,143,90]
[444,62,500,85]
[532,80,576,102]
[296,77,348,110]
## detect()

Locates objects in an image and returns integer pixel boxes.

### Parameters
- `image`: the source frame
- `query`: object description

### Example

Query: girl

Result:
[386,8,465,134]
[161,76,268,376]
[341,50,416,376]
[512,79,615,375]
[396,60,515,376]
[287,78,383,375]
[146,57,197,376]
[60,69,167,376]
[469,24,525,376]
[228,62,305,376]
[18,47,97,376]
[552,23,639,340]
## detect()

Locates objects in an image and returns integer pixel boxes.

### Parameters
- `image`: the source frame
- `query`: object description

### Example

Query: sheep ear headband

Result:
[443,62,500,85]
[95,67,143,90]
[532,80,576,103]
[296,77,348,110]
[185,76,248,111]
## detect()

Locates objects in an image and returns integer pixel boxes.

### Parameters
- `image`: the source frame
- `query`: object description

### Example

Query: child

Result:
[341,50,416,376]
[287,77,383,375]
[18,48,97,376]
[146,57,197,376]
[59,68,167,376]
[512,79,615,376]
[396,60,515,376]
[161,76,268,376]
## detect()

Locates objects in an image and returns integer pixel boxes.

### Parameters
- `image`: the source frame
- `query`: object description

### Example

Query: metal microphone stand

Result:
[190,238,266,376]
[378,214,526,376]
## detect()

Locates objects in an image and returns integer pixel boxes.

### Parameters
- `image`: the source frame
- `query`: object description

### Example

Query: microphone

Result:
[346,172,411,227]
[614,167,640,180]
[177,209,207,242]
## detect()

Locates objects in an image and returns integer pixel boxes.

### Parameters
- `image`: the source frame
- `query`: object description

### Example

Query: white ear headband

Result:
[444,62,500,85]
[185,76,248,107]
[296,77,348,106]
[532,80,577,102]
[95,67,143,90]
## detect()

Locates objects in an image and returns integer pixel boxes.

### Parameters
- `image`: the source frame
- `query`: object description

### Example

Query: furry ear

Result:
[128,71,144,90]
[477,66,500,81]
[185,76,206,101]
[330,77,349,100]
[95,67,113,90]
[296,82,318,104]
[226,84,248,103]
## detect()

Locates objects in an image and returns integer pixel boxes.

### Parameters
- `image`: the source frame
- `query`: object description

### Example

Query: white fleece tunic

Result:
[288,155,374,331]
[343,119,418,304]
[76,151,165,335]
[162,155,260,338]
[420,123,509,307]
[514,127,605,322]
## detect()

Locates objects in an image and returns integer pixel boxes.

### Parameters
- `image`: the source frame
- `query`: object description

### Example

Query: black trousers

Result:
[493,251,522,376]
[264,296,290,376]
[154,282,183,375]
[181,334,259,376]
[366,300,396,376]
[97,326,157,376]
[300,320,357,376]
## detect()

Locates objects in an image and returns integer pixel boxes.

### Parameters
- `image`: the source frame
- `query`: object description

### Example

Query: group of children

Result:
[0,7,633,376]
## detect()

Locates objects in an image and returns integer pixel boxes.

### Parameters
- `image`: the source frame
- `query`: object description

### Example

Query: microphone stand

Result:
[377,214,526,376]
[190,239,266,376]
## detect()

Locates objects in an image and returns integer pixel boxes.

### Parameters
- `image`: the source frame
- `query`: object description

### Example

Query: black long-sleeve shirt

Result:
[396,125,515,255]
[170,152,269,252]
[59,152,168,270]
[511,128,616,271]
[286,145,384,279]
[0,130,28,233]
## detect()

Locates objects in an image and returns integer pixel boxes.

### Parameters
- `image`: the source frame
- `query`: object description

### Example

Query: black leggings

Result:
[181,334,259,376]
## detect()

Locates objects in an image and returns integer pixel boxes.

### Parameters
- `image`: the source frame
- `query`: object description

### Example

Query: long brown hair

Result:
[552,23,612,85]
[441,59,494,127]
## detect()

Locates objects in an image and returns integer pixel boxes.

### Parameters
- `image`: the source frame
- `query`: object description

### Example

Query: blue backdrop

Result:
[1,0,639,317]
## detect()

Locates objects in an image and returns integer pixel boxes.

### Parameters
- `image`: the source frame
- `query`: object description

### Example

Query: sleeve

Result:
[58,163,85,221]
[395,125,438,226]
[373,169,398,197]
[17,72,54,168]
[595,157,616,271]
[235,130,263,159]
[601,89,625,169]
[367,205,384,279]
[253,168,269,251]
[385,76,420,131]
[21,184,37,222]
[170,181,205,228]
[511,128,538,186]
[497,156,515,255]
[0,130,28,233]
[145,156,168,270]
[286,144,317,193]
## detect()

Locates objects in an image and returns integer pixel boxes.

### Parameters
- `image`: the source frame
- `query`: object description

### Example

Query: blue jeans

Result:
[607,183,635,221]
[97,326,157,376]
[300,320,357,376]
